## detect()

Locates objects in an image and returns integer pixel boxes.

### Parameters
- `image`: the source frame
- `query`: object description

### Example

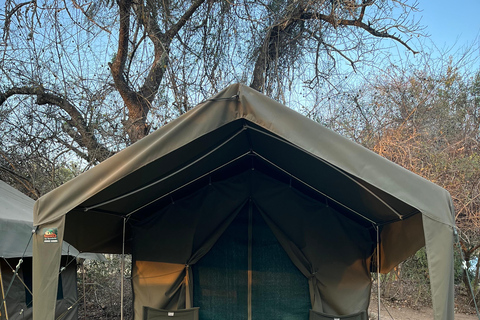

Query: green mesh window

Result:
[193,206,249,320]
[251,207,310,320]
[193,204,309,320]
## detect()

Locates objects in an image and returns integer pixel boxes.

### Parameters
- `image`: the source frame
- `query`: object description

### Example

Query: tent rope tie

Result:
[58,249,83,275]
[199,94,239,105]
[54,287,95,320]
[379,298,395,320]
[454,227,480,319]
[2,258,31,296]
[85,126,248,213]
[245,124,405,220]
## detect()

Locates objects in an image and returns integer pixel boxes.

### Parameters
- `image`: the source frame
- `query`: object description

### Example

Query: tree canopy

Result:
[0,0,424,196]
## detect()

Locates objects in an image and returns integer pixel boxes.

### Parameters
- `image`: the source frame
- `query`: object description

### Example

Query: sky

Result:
[415,0,480,59]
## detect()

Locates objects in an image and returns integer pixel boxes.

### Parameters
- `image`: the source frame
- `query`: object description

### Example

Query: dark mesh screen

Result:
[251,206,310,319]
[193,206,249,320]
[193,204,309,320]
[22,257,64,308]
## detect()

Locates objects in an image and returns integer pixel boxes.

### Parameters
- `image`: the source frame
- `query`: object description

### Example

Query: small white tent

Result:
[0,181,102,320]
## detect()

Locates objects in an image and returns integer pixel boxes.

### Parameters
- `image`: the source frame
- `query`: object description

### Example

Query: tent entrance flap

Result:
[131,170,373,318]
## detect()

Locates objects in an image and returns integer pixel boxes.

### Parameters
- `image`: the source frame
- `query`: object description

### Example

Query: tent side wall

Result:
[33,217,65,320]
[423,215,455,320]
[1,256,78,320]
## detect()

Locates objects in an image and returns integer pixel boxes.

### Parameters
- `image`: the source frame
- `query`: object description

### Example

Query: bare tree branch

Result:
[2,1,35,42]
[109,0,206,143]
[0,86,111,163]
[311,12,419,54]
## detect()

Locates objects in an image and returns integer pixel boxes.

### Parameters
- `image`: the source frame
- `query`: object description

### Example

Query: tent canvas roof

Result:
[32,84,455,320]
[0,180,103,260]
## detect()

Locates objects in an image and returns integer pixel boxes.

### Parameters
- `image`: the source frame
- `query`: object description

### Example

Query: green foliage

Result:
[401,248,430,285]
[78,255,133,319]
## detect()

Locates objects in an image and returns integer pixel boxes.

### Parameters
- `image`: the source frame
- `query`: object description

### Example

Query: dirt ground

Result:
[368,298,479,320]
[367,306,478,320]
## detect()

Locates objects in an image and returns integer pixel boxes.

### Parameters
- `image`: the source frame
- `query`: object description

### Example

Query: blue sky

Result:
[416,0,480,55]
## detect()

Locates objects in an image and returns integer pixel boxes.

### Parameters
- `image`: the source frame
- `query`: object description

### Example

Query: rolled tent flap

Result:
[32,216,65,320]
[131,179,250,318]
[252,183,373,315]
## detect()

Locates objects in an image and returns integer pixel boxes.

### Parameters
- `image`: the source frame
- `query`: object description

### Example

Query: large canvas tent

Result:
[33,84,455,320]
[0,181,101,320]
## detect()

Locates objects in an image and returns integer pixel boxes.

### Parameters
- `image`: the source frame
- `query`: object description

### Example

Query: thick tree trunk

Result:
[110,0,206,144]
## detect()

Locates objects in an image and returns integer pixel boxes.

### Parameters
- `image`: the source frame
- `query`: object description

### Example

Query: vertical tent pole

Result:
[247,200,253,320]
[377,225,381,320]
[0,264,8,320]
[81,261,86,320]
[120,217,126,320]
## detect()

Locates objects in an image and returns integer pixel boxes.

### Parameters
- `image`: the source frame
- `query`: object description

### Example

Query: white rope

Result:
[455,227,480,319]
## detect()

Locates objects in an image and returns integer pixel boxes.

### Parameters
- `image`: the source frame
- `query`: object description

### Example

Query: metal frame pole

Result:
[120,218,126,320]
[377,226,381,320]
[0,265,9,320]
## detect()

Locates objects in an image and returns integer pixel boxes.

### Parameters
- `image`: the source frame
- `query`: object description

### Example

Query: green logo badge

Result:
[43,228,58,243]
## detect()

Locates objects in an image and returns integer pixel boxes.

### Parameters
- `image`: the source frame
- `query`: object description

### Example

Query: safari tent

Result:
[33,84,455,320]
[0,181,101,320]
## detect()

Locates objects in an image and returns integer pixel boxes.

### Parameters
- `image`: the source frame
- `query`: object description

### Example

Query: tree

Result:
[328,59,480,300]
[0,0,423,196]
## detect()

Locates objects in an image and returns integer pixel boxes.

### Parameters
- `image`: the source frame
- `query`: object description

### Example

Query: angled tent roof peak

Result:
[34,83,454,228]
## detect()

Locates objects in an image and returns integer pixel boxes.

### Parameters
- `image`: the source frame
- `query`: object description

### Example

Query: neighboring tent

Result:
[0,181,102,320]
[33,84,455,320]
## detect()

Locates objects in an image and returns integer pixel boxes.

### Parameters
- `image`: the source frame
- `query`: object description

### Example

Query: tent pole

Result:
[82,261,86,320]
[377,226,381,320]
[0,264,9,320]
[247,200,253,320]
[120,217,126,320]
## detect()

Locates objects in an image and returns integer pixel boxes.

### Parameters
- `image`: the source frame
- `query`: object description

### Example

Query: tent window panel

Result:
[193,204,310,320]
[251,208,310,320]
[193,207,249,320]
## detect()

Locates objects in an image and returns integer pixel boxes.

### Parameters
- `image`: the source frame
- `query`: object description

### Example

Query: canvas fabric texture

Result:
[0,257,77,320]
[33,84,456,320]
[0,181,105,320]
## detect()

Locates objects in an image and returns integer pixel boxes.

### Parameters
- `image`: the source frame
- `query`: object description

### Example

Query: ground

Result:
[368,298,479,320]
[79,281,480,319]
[366,278,480,319]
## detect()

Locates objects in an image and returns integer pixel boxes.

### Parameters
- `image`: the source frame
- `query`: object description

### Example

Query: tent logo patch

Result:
[43,228,58,243]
